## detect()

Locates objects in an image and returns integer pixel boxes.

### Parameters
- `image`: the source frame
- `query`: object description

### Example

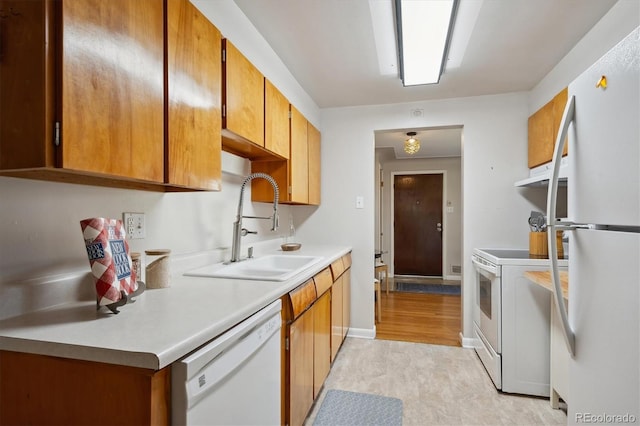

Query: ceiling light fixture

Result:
[404,132,420,154]
[395,0,458,86]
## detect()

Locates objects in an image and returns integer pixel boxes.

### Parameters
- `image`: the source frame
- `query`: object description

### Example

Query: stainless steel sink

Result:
[185,255,324,282]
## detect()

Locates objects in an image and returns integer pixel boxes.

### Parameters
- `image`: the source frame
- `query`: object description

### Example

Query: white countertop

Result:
[0,244,350,370]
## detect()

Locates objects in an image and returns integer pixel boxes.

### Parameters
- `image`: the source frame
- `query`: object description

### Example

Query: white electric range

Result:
[471,248,568,397]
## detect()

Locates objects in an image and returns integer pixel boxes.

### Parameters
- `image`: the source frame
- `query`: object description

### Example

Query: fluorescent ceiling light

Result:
[395,0,458,86]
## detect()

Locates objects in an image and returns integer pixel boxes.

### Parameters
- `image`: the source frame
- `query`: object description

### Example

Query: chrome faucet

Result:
[230,173,279,262]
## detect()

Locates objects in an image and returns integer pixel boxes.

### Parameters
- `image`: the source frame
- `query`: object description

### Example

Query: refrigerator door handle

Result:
[547,95,576,356]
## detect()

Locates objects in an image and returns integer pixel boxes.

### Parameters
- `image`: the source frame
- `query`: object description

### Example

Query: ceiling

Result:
[233,0,617,158]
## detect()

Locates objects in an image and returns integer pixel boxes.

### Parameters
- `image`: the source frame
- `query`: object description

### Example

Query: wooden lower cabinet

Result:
[313,290,331,398]
[330,253,351,361]
[330,275,344,362]
[283,263,349,426]
[0,350,170,425]
[342,269,351,339]
[288,307,315,426]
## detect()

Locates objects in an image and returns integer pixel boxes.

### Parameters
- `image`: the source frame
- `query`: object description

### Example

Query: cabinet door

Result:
[222,40,264,147]
[289,310,314,426]
[0,0,56,170]
[60,0,164,182]
[342,268,351,338]
[330,276,343,362]
[528,88,568,168]
[166,0,221,190]
[265,79,290,159]
[0,351,169,425]
[289,105,309,203]
[313,291,331,399]
[307,121,321,205]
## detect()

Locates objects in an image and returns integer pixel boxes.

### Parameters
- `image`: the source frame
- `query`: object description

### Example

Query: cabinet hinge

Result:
[222,104,226,118]
[54,121,60,146]
[285,336,289,351]
[222,48,226,62]
[288,110,292,119]
[288,186,292,195]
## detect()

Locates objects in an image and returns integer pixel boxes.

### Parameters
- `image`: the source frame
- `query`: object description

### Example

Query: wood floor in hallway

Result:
[375,280,462,347]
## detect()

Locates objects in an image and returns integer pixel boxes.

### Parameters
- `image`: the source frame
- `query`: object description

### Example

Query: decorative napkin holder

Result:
[80,218,144,314]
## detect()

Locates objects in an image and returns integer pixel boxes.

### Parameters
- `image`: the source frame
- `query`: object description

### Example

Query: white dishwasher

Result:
[172,299,282,426]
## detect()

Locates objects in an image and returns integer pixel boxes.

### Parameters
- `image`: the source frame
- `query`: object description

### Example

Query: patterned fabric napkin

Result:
[80,218,137,307]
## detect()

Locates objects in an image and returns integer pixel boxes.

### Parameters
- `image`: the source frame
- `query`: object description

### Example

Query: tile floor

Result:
[305,338,567,425]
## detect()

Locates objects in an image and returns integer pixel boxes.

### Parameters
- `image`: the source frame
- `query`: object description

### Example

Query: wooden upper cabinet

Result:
[0,0,55,171]
[528,87,568,168]
[60,0,165,182]
[307,121,321,205]
[222,39,266,154]
[0,0,225,191]
[265,79,290,159]
[166,0,221,190]
[252,108,321,205]
[290,105,309,203]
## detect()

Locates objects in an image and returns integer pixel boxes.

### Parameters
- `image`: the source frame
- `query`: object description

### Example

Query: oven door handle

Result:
[472,256,498,277]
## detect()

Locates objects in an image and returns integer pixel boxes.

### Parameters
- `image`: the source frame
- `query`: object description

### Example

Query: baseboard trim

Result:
[346,326,376,339]
[459,332,477,349]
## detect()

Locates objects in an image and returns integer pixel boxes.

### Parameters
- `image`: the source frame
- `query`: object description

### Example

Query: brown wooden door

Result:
[394,173,443,276]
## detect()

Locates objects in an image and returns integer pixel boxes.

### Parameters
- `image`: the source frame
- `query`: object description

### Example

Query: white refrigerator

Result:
[547,26,639,423]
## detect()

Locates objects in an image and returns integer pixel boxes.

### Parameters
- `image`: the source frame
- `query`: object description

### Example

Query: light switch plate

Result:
[123,212,145,239]
[356,196,364,209]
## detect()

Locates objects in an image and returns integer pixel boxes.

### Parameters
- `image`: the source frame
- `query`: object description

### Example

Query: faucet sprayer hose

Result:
[236,173,279,228]
[231,173,280,262]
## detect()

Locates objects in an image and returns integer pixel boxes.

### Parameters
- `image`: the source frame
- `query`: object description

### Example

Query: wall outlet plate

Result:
[123,212,145,239]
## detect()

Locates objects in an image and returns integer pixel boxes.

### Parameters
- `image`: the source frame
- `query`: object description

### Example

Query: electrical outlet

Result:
[123,213,145,239]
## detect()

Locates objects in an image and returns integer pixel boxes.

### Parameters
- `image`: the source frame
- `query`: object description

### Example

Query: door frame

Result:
[390,170,448,278]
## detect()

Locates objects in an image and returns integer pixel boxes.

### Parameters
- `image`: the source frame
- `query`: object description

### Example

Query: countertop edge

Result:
[524,270,569,301]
